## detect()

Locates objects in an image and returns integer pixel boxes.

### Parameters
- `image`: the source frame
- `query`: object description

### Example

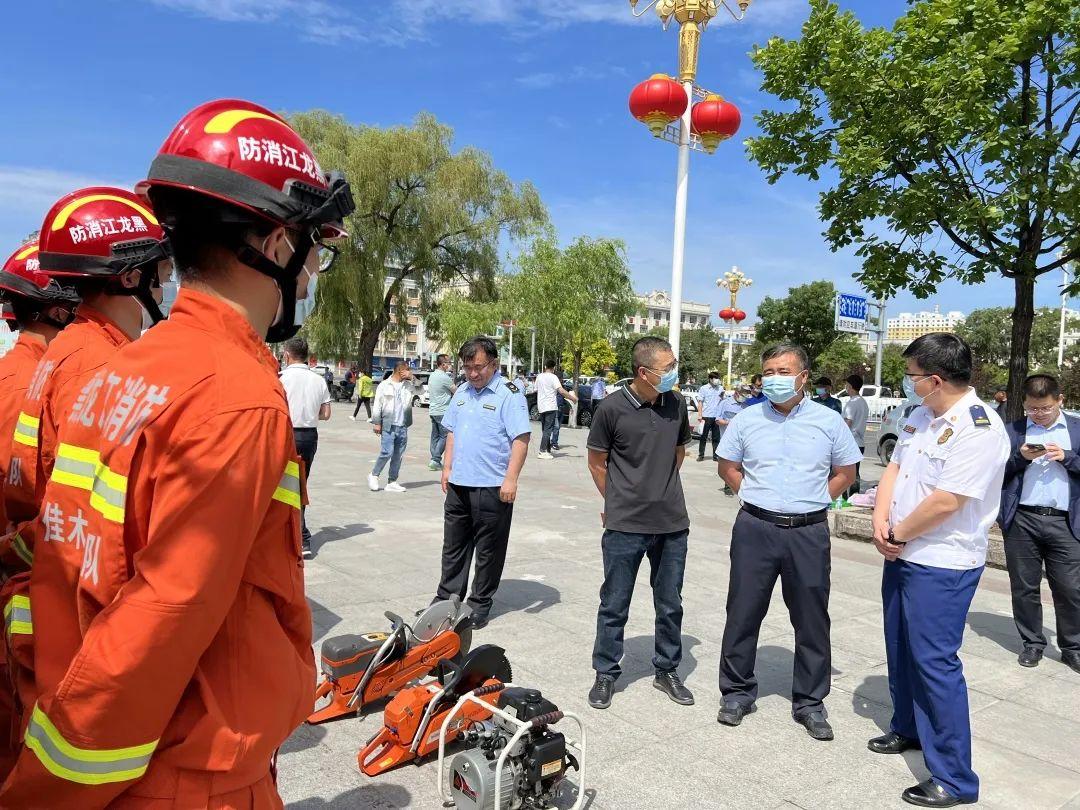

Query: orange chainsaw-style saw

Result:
[307,598,474,724]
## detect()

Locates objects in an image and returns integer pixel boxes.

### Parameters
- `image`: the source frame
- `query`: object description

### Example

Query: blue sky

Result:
[0,0,1070,326]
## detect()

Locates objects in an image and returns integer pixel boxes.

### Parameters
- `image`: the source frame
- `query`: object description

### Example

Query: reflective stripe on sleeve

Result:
[3,595,32,636]
[24,704,158,786]
[13,412,40,448]
[89,465,127,524]
[11,531,33,566]
[50,443,100,490]
[272,460,302,509]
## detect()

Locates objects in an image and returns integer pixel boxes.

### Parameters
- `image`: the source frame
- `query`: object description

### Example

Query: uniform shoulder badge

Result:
[505,381,520,394]
[937,427,954,444]
[902,424,917,434]
[969,405,991,428]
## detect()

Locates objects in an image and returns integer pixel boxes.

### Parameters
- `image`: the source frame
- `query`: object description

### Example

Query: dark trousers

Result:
[1005,510,1080,654]
[430,415,448,464]
[540,411,558,453]
[719,510,831,719]
[292,428,318,542]
[883,559,981,801]
[697,417,720,459]
[592,529,687,678]
[436,484,514,617]
[846,449,864,498]
[353,396,371,419]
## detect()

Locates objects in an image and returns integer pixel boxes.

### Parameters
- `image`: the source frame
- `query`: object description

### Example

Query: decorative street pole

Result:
[717,266,751,388]
[627,0,750,360]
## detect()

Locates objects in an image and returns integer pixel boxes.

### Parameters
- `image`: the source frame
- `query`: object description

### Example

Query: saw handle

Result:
[472,683,507,697]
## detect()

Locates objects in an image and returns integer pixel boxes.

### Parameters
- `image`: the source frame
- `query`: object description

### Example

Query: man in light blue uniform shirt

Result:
[716,343,861,742]
[999,373,1080,675]
[432,336,531,629]
[696,371,725,461]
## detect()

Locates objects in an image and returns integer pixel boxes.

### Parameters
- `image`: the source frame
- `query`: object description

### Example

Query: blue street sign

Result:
[835,293,869,333]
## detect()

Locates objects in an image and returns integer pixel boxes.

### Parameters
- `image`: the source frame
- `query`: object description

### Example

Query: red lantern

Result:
[691,95,742,154]
[629,74,688,137]
[719,308,735,321]
[733,309,747,322]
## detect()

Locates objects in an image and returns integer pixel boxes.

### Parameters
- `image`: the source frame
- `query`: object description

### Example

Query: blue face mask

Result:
[651,367,679,394]
[903,374,930,405]
[293,268,318,327]
[762,374,799,404]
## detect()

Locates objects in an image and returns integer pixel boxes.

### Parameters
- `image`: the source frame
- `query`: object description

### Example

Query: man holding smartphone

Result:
[998,374,1080,674]
[870,333,1009,808]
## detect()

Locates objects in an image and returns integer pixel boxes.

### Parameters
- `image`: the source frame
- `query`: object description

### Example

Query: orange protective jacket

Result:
[0,332,47,778]
[0,288,314,809]
[0,307,130,736]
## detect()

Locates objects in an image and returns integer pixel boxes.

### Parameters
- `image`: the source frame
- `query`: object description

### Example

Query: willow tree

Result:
[289,111,546,366]
[750,0,1079,419]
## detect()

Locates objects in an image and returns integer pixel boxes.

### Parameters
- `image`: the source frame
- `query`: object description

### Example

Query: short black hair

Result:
[708,371,720,380]
[761,343,809,371]
[750,373,762,385]
[459,336,497,364]
[815,376,832,387]
[283,337,308,361]
[846,374,864,391]
[543,358,556,370]
[435,353,450,366]
[1024,374,1060,400]
[902,333,972,384]
[632,336,672,375]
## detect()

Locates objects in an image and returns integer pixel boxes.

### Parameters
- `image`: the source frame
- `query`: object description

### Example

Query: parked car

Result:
[410,372,431,407]
[837,384,905,422]
[525,385,596,427]
[877,401,920,465]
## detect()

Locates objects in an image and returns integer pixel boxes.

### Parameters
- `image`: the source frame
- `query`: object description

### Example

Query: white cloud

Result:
[0,166,134,214]
[147,0,366,43]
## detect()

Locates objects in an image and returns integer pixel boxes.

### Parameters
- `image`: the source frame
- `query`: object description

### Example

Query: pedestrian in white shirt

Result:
[842,374,871,497]
[369,361,417,492]
[279,337,331,558]
[535,360,577,459]
[869,333,1009,808]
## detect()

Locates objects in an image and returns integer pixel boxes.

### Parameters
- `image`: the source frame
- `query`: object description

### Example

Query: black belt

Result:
[1018,504,1068,518]
[293,426,318,433]
[741,502,828,528]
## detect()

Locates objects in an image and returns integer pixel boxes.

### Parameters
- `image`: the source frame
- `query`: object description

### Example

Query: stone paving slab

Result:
[279,408,1080,809]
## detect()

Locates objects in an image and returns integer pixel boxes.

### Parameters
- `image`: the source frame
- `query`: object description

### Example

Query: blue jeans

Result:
[430,415,448,464]
[372,425,408,482]
[592,529,688,678]
[883,559,982,801]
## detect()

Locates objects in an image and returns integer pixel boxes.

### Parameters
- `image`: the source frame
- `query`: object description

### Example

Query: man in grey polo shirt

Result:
[585,336,694,710]
[428,353,456,471]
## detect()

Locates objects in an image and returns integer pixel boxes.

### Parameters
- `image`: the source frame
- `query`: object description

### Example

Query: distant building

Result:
[625,289,712,334]
[886,306,965,345]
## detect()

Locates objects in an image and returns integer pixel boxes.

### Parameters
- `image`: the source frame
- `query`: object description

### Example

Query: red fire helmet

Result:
[0,240,82,312]
[136,99,353,240]
[37,187,169,278]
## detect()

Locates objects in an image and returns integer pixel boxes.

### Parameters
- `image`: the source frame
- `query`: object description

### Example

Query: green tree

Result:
[880,344,907,390]
[749,0,1080,419]
[680,325,727,384]
[563,339,617,377]
[956,306,1080,368]
[290,111,545,365]
[515,236,640,384]
[755,280,840,366]
[436,292,501,362]
[815,336,870,383]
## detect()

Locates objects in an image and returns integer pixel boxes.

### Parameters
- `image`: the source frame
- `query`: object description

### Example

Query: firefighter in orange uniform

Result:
[0,98,354,808]
[0,242,80,777]
[0,191,171,740]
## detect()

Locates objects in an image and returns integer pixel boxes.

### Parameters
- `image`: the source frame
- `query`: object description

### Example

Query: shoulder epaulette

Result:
[505,381,519,394]
[969,404,991,428]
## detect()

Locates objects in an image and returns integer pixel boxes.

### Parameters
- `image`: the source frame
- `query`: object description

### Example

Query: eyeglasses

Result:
[463,360,495,374]
[1024,405,1058,415]
[310,233,340,273]
[645,360,679,375]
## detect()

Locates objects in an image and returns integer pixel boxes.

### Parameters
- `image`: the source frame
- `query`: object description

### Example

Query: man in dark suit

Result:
[999,373,1080,674]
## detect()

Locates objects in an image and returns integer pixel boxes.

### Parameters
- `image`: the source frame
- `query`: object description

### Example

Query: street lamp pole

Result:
[717,266,751,389]
[669,91,692,359]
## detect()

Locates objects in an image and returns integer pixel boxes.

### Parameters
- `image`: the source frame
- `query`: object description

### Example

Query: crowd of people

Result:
[0,97,1075,809]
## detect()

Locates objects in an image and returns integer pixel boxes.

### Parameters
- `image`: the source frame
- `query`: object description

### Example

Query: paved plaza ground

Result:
[279,405,1080,809]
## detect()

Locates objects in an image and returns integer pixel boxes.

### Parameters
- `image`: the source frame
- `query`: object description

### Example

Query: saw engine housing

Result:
[449,688,575,810]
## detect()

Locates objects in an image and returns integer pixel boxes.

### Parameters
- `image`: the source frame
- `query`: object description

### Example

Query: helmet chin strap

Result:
[235,228,313,343]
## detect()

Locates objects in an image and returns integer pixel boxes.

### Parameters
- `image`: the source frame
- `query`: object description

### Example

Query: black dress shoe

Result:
[716,700,755,726]
[902,779,972,807]
[653,671,694,705]
[1063,652,1080,674]
[697,455,706,462]
[1018,647,1043,667]
[588,674,615,709]
[468,614,489,631]
[795,711,834,741]
[868,731,921,754]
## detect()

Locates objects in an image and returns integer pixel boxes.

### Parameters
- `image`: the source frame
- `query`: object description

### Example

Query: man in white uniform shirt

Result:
[870,333,1009,808]
[535,359,577,460]
[279,337,331,558]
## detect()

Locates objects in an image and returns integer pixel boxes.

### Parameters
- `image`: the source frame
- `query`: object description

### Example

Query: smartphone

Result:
[1026,443,1046,452]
